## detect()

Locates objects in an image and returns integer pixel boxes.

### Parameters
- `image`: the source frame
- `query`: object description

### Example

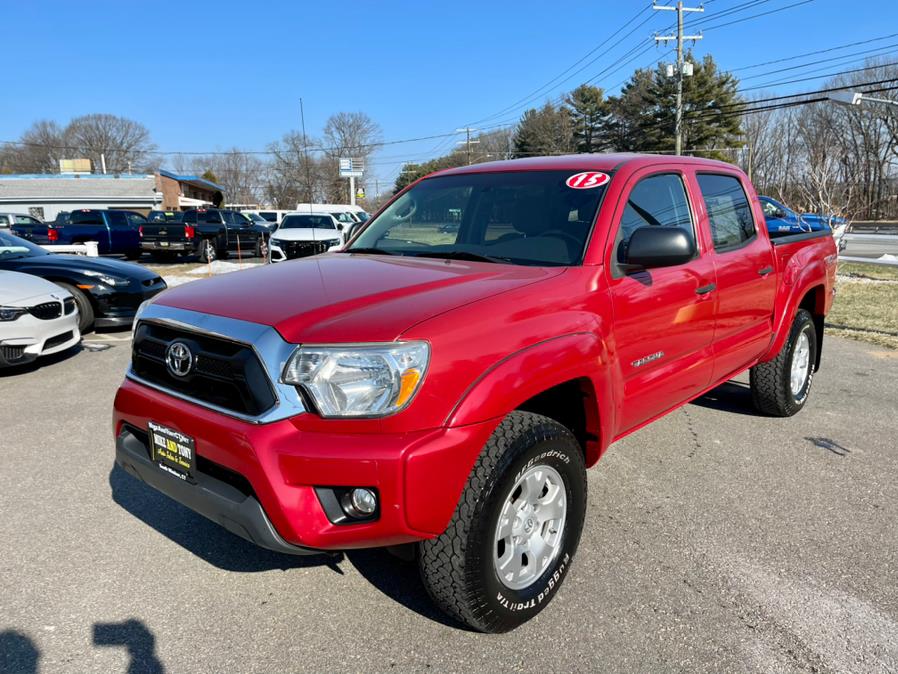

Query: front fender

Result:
[403,332,612,536]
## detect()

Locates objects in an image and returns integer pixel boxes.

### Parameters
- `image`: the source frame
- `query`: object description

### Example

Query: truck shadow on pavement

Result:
[108,465,469,629]
[108,465,343,574]
[689,381,758,416]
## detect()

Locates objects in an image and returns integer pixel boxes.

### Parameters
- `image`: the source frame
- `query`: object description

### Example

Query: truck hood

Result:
[154,253,563,343]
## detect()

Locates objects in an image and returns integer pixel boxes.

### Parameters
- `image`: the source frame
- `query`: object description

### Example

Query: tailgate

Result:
[141,223,188,242]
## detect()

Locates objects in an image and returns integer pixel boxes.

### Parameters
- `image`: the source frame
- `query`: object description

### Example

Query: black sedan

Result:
[0,230,166,332]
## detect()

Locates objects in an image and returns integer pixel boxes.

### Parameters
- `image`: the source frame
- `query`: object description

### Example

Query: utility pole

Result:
[456,128,480,165]
[654,2,703,155]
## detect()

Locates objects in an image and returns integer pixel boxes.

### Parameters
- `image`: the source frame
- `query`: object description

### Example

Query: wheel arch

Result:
[446,332,613,467]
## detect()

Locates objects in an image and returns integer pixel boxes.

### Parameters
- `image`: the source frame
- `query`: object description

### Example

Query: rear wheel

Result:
[55,282,94,333]
[419,411,586,633]
[198,238,217,263]
[750,308,817,416]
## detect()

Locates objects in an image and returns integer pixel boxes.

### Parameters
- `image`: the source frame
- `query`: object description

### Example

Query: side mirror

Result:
[337,223,344,231]
[622,226,694,269]
[773,208,786,219]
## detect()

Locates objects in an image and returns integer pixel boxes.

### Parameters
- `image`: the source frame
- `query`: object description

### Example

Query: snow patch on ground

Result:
[162,260,263,287]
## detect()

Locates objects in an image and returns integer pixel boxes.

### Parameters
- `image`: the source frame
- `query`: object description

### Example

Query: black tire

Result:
[198,238,217,263]
[750,308,817,417]
[255,236,269,260]
[151,251,178,263]
[124,249,142,261]
[419,411,587,633]
[55,282,94,333]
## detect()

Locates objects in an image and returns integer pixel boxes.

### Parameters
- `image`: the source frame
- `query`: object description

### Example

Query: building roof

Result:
[0,174,157,200]
[158,169,225,193]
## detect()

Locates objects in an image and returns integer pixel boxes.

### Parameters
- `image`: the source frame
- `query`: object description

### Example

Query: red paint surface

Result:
[114,154,836,550]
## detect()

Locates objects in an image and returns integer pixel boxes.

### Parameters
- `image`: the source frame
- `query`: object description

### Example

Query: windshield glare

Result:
[349,170,607,266]
[281,215,336,230]
[0,231,46,258]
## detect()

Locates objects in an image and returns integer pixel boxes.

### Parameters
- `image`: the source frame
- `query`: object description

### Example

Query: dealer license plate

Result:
[148,421,196,481]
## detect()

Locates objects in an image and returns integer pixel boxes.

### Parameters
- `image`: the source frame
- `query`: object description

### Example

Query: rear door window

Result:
[107,212,129,228]
[70,211,106,226]
[696,174,756,251]
[0,215,9,226]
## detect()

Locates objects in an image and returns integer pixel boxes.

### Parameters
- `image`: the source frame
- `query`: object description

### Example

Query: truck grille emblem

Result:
[165,341,194,377]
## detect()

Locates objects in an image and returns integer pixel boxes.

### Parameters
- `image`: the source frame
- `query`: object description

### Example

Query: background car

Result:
[140,208,269,262]
[0,269,80,368]
[146,210,184,223]
[0,230,166,332]
[0,213,44,231]
[269,212,344,262]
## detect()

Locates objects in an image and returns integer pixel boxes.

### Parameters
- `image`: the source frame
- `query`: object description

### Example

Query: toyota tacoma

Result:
[113,154,837,632]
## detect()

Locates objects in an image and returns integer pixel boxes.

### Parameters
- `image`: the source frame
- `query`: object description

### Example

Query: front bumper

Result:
[113,377,497,551]
[116,425,318,555]
[92,280,167,328]
[0,311,80,367]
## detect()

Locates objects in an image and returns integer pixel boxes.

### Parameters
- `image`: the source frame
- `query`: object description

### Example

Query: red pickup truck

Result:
[113,154,837,632]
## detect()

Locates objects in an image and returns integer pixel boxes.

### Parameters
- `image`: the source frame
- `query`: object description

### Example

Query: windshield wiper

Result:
[342,247,399,256]
[410,251,511,264]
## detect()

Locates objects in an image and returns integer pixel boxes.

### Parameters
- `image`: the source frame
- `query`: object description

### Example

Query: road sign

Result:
[339,158,364,177]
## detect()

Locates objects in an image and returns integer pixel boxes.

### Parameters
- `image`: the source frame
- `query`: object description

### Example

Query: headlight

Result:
[282,342,430,417]
[0,306,27,322]
[82,270,130,287]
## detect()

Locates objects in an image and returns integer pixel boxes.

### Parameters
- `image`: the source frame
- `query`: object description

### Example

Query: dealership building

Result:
[0,170,224,222]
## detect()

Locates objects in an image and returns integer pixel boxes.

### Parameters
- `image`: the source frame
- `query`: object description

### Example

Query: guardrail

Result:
[841,233,898,243]
[839,255,898,267]
[41,242,99,257]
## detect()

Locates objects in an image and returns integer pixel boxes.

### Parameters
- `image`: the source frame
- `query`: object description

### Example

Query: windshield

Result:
[280,214,336,230]
[349,170,607,266]
[246,213,267,223]
[148,211,183,223]
[0,230,47,258]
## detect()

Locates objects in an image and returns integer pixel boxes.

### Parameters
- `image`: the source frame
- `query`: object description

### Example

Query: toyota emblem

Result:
[165,341,194,378]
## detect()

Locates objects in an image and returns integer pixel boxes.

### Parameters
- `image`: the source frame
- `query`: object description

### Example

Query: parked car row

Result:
[0,230,167,369]
[140,208,270,262]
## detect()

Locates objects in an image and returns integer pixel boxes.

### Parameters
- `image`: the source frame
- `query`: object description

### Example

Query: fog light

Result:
[349,488,377,515]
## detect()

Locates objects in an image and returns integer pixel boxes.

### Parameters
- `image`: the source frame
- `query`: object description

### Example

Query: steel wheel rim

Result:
[791,330,811,396]
[204,241,216,262]
[493,464,567,591]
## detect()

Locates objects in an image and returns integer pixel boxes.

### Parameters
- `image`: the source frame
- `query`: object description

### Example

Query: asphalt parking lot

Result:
[1,334,897,673]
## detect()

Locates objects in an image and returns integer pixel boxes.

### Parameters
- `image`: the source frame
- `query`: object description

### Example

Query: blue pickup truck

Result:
[12,209,144,259]
[759,196,846,234]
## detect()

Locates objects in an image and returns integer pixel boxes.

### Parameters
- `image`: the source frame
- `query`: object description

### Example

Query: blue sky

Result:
[2,0,895,190]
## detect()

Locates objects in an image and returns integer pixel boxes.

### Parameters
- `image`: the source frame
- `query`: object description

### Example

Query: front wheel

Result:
[750,308,817,416]
[419,411,586,633]
[55,282,94,333]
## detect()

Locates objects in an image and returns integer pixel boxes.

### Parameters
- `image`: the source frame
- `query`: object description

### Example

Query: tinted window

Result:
[616,173,694,262]
[280,215,336,229]
[107,211,129,228]
[70,211,105,226]
[126,212,147,226]
[259,212,278,222]
[14,215,39,225]
[0,216,9,225]
[696,174,756,250]
[183,210,196,224]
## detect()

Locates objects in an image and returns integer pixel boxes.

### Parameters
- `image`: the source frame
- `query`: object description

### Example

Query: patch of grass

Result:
[838,261,898,281]
[827,279,898,349]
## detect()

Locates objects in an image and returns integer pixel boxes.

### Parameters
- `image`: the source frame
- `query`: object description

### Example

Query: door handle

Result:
[758,266,774,276]
[695,283,716,295]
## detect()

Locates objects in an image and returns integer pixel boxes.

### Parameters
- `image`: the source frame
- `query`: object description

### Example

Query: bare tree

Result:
[63,114,157,174]
[187,149,266,205]
[322,112,382,200]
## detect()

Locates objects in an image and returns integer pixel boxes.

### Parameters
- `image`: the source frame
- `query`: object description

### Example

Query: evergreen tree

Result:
[565,85,610,153]
[513,103,575,158]
[605,53,742,156]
